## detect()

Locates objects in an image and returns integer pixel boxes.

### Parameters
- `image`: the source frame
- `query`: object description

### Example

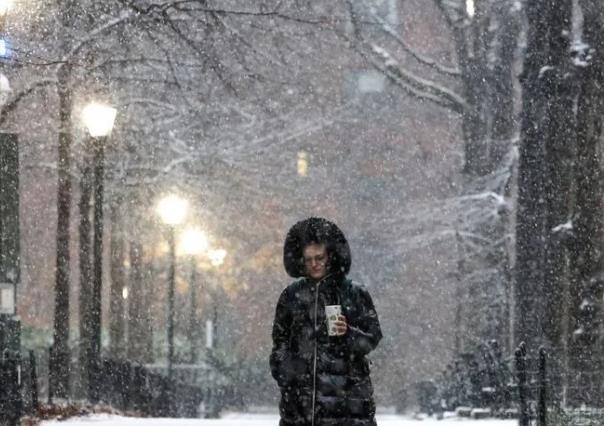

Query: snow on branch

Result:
[368,43,467,114]
[61,10,134,67]
[0,78,58,126]
[552,220,573,233]
[364,2,461,77]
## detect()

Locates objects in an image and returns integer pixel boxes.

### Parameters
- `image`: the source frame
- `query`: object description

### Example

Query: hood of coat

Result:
[283,217,351,278]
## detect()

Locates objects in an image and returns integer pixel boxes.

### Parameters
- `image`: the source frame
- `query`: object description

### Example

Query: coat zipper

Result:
[311,274,333,426]
[311,280,319,426]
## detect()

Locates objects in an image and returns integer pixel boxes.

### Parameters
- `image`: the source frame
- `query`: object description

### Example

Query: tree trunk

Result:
[454,0,520,351]
[51,0,77,399]
[51,71,73,399]
[456,5,490,178]
[542,0,574,355]
[567,0,604,406]
[515,0,577,359]
[514,0,552,350]
[489,1,520,171]
[489,1,521,353]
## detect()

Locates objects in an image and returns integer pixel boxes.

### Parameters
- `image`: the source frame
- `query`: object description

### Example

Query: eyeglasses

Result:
[303,254,327,265]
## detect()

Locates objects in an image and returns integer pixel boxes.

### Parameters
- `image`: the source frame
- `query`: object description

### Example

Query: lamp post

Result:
[205,249,226,350]
[179,227,209,365]
[204,248,226,419]
[156,194,188,380]
[82,102,117,402]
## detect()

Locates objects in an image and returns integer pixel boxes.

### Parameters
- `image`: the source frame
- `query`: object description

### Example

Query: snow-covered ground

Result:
[41,412,517,426]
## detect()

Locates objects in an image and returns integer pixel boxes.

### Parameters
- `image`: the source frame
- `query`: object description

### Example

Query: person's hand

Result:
[334,315,347,336]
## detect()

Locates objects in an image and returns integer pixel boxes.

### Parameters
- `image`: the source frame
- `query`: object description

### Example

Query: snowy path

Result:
[41,413,517,426]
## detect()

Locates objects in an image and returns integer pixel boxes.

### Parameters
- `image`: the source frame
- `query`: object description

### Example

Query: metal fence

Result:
[97,358,203,417]
[21,351,40,416]
[0,350,41,426]
[514,343,604,426]
[0,353,22,426]
[3,350,204,424]
[418,340,518,418]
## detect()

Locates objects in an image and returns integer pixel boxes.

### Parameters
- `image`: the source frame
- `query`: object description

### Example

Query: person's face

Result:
[303,243,328,280]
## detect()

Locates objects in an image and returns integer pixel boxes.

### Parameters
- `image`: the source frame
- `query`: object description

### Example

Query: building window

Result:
[357,0,399,30]
[357,70,386,94]
[345,70,395,111]
[297,151,308,177]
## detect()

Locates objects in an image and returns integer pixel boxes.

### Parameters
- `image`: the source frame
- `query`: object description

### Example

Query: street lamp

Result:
[82,101,117,402]
[82,103,118,138]
[0,0,13,16]
[179,227,209,258]
[156,194,188,380]
[0,1,14,63]
[179,227,209,365]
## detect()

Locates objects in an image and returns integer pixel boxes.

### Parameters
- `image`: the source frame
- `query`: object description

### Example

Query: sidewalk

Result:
[41,412,518,426]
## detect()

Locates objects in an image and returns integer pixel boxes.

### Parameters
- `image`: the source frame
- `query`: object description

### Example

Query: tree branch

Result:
[0,78,57,127]
[365,3,461,77]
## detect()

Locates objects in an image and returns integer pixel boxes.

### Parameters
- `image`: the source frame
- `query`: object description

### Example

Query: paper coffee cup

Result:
[325,305,342,336]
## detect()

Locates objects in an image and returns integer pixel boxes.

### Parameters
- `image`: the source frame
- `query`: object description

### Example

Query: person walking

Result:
[270,217,382,426]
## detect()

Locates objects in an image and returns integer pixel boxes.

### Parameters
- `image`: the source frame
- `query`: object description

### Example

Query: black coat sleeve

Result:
[346,285,382,356]
[269,288,293,388]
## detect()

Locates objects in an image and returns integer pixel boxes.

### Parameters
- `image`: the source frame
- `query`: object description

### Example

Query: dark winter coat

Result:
[271,218,382,426]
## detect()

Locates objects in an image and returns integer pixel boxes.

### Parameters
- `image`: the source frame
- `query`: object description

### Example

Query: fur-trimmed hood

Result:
[283,217,351,278]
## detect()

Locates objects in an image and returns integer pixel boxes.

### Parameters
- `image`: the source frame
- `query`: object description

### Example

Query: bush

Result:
[427,340,515,416]
[548,408,604,426]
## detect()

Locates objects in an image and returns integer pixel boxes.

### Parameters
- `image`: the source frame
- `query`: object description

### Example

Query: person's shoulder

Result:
[345,278,366,290]
[281,277,307,296]
[345,279,372,296]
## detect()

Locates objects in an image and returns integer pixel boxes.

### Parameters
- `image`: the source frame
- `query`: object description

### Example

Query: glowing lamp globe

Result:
[157,194,188,226]
[179,228,209,256]
[82,102,117,137]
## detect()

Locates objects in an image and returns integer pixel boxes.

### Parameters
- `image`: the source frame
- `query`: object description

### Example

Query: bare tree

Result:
[342,0,521,351]
[567,0,604,406]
